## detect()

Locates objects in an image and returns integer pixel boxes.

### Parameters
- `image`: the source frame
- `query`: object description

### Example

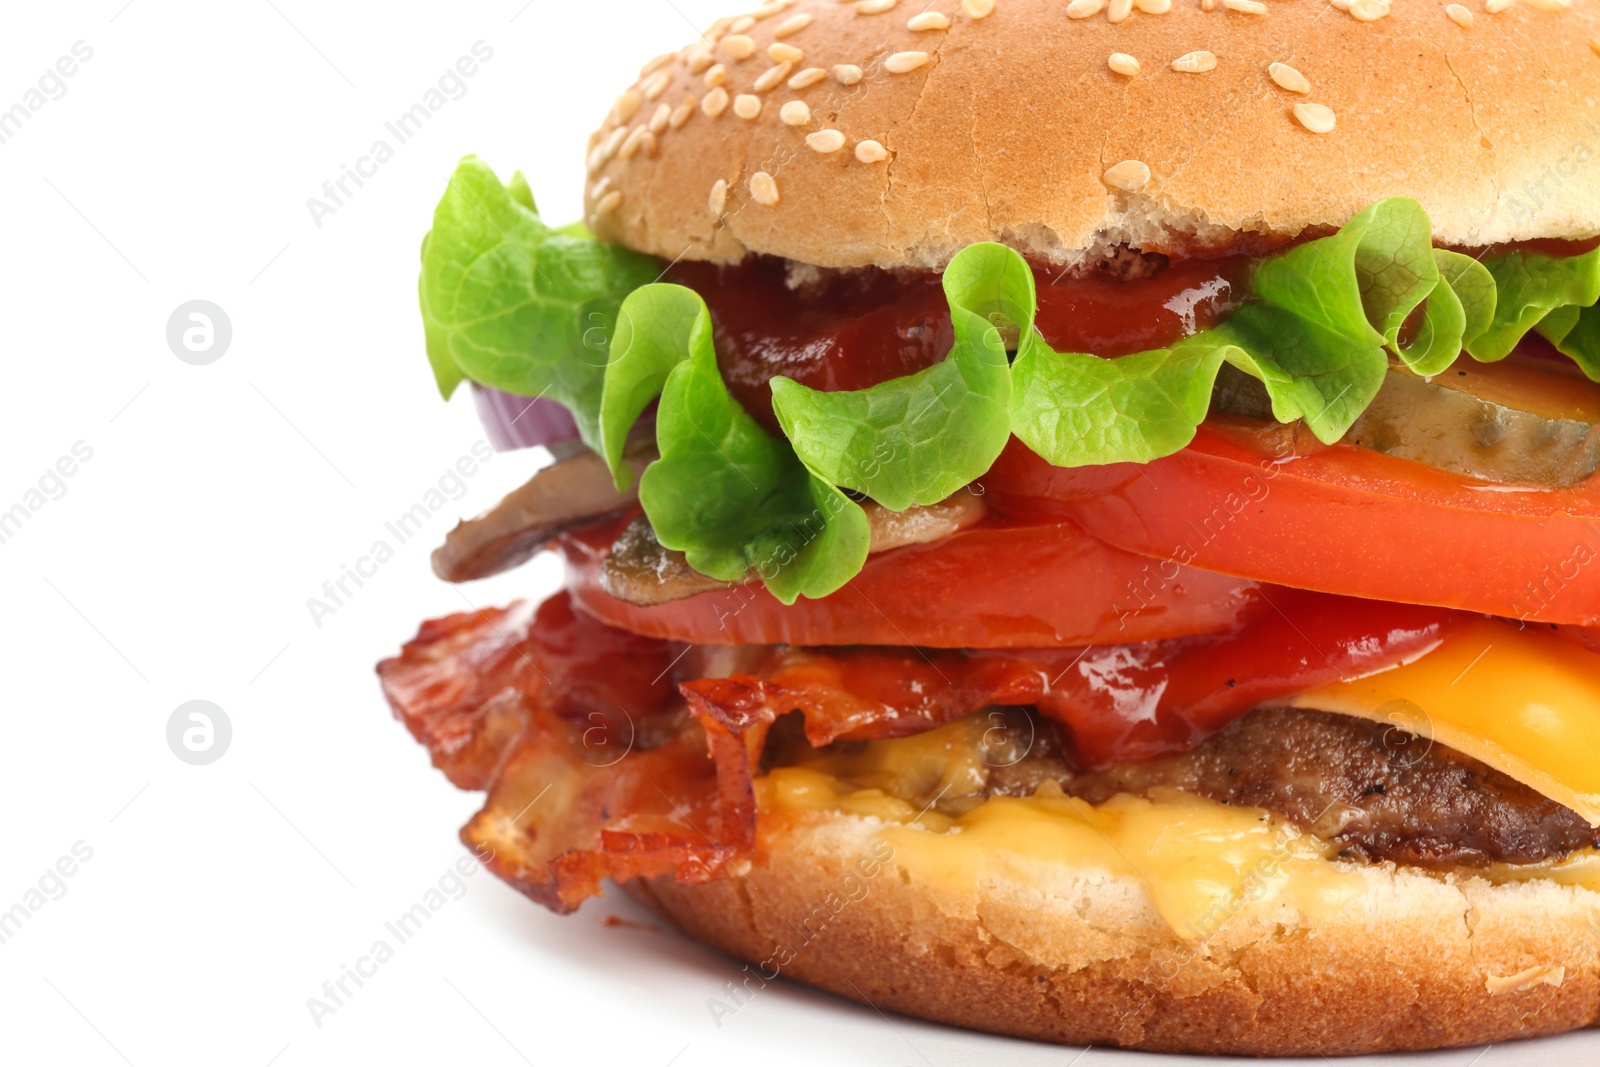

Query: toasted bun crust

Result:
[625,809,1600,1056]
[584,0,1600,269]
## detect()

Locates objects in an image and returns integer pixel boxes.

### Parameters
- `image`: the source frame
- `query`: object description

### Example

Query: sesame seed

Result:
[1200,0,1216,10]
[789,67,829,89]
[1293,102,1336,134]
[807,129,848,153]
[613,90,643,123]
[643,71,672,100]
[1485,0,1513,12]
[964,0,996,16]
[734,93,763,119]
[770,42,805,63]
[586,145,606,175]
[908,11,951,30]
[1224,0,1267,13]
[1134,0,1171,12]
[780,100,813,126]
[1102,160,1151,191]
[886,51,931,73]
[591,176,612,199]
[1268,62,1310,93]
[750,171,781,206]
[705,64,728,88]
[754,0,793,15]
[703,87,730,117]
[709,179,728,217]
[708,16,735,37]
[641,53,675,78]
[1109,52,1140,76]
[856,0,899,13]
[774,13,813,37]
[1524,0,1570,8]
[602,126,629,159]
[1445,2,1474,24]
[670,99,696,128]
[1108,0,1133,22]
[834,64,865,85]
[618,126,651,160]
[1172,51,1218,73]
[856,139,890,163]
[1347,0,1390,19]
[755,62,794,91]
[730,16,756,33]
[1066,0,1106,18]
[721,34,757,60]
[649,103,672,133]
[595,190,623,216]
[687,47,716,74]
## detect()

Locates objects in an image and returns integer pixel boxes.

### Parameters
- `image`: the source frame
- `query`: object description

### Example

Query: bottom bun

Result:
[624,808,1600,1056]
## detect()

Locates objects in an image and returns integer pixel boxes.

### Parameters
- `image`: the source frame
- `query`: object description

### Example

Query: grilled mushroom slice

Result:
[600,491,988,607]
[432,446,654,583]
[600,514,734,607]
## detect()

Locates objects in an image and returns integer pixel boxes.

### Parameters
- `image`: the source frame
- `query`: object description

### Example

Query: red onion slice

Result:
[473,385,581,453]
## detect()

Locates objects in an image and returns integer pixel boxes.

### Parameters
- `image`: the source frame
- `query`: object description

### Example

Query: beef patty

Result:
[981,706,1600,869]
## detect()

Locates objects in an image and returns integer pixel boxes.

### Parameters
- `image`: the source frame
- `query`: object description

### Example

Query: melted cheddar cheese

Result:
[1288,620,1600,826]
[762,767,1364,937]
[756,620,1600,936]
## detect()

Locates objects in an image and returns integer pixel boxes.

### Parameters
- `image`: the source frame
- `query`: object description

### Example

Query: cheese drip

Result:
[758,622,1600,936]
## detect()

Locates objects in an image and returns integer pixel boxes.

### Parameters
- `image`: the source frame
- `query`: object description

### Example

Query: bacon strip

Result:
[380,589,1461,911]
[377,604,541,790]
[378,592,732,912]
[462,706,740,914]
[681,646,1057,746]
[680,590,1460,766]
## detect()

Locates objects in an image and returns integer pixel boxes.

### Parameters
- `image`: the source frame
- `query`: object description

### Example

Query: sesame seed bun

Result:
[584,0,1600,269]
[625,808,1600,1056]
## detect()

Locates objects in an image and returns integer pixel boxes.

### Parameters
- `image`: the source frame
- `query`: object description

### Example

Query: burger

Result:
[379,0,1600,1055]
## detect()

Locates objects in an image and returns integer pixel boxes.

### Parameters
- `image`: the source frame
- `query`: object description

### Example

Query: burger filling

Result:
[386,159,1600,931]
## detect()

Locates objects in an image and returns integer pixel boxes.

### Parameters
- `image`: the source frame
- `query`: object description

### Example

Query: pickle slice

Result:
[1213,355,1600,488]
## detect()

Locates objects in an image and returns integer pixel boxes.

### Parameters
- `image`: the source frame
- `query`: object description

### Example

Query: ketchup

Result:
[1026,590,1461,766]
[669,253,1251,434]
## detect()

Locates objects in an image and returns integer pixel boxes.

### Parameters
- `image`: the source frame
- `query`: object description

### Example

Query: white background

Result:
[0,2,1589,1065]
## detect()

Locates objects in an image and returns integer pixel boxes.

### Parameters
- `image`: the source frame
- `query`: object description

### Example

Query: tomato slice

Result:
[985,420,1600,625]
[560,517,1268,648]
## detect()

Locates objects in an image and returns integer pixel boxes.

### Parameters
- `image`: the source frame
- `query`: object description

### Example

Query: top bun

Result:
[582,0,1600,269]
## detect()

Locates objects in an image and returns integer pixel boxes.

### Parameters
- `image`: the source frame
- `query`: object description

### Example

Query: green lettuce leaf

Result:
[1013,198,1442,460]
[1537,303,1600,380]
[768,243,1016,511]
[1011,341,1224,468]
[599,284,708,490]
[601,284,870,604]
[1397,271,1467,378]
[1391,250,1497,377]
[1241,199,1438,439]
[1349,199,1440,348]
[1005,238,1224,466]
[418,170,1600,600]
[418,156,660,449]
[1436,249,1499,345]
[1469,248,1600,361]
[1211,306,1389,436]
